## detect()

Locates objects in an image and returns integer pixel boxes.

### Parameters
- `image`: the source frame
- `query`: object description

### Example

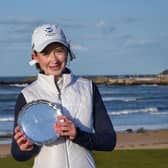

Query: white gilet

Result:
[21,73,96,168]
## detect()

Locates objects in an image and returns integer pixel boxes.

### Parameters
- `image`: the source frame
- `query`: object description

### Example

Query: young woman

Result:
[11,24,116,168]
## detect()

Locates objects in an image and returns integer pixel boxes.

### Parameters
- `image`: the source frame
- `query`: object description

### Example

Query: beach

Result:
[1,129,168,158]
[116,129,168,150]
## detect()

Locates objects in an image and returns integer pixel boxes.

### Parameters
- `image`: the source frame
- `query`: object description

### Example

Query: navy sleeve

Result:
[73,83,116,151]
[11,93,40,161]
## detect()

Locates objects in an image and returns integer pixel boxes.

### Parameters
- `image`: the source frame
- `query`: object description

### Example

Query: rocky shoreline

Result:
[87,75,168,85]
[0,75,168,85]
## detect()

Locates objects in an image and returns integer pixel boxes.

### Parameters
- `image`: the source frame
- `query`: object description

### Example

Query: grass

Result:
[0,156,33,168]
[94,149,168,168]
[0,149,168,168]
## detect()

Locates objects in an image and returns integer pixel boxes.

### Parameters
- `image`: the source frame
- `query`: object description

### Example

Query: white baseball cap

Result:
[29,24,75,66]
[32,24,69,52]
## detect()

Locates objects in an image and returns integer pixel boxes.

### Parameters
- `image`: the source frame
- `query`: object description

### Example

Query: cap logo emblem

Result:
[45,27,53,33]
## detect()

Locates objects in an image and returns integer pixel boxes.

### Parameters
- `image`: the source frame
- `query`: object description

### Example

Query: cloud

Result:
[125,38,146,47]
[12,25,34,35]
[124,37,157,48]
[159,34,168,40]
[0,16,88,44]
[106,34,158,50]
[96,20,115,34]
[0,16,44,25]
[0,16,87,30]
[0,27,32,46]
[0,17,46,46]
[123,17,139,24]
[70,44,88,51]
[60,22,86,29]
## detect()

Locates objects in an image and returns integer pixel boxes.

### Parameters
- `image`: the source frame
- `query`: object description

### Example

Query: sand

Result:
[1,129,168,157]
[0,144,11,158]
[116,129,168,150]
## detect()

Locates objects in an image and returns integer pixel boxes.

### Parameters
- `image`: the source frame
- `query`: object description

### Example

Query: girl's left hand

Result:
[54,115,77,140]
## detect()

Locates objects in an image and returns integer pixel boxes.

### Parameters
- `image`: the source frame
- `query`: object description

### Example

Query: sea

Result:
[0,76,168,144]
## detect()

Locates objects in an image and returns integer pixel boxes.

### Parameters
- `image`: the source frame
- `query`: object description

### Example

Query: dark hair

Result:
[33,51,44,73]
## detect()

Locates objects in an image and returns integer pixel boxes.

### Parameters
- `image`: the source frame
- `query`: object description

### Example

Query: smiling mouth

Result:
[49,64,61,70]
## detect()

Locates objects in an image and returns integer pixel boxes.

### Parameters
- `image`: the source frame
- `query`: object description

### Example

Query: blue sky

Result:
[0,0,168,76]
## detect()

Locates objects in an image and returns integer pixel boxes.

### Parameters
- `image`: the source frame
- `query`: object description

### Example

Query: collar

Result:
[37,69,73,94]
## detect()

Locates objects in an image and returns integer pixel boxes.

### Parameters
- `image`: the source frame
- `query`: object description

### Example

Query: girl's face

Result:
[32,43,68,80]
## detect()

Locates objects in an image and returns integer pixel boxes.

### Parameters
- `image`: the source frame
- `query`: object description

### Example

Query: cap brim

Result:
[34,39,69,52]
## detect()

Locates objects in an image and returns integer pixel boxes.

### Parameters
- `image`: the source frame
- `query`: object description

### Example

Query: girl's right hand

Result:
[14,126,34,151]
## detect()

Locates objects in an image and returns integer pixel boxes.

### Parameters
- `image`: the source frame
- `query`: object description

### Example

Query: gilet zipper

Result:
[55,82,70,168]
